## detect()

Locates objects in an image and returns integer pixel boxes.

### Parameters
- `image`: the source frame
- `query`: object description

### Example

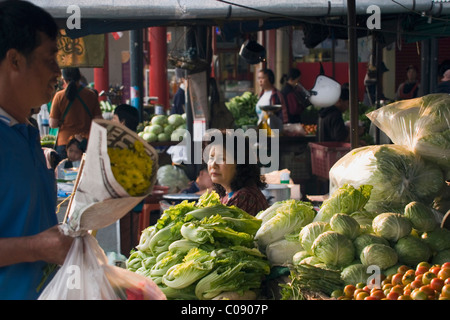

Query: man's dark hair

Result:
[0,0,58,62]
[114,104,139,131]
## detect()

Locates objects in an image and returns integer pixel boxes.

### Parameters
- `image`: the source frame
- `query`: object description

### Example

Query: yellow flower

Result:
[108,140,153,196]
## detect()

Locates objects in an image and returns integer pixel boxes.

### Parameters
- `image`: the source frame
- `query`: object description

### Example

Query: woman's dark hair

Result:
[62,67,82,101]
[114,104,139,131]
[259,68,275,85]
[0,0,58,62]
[280,68,301,85]
[205,129,267,197]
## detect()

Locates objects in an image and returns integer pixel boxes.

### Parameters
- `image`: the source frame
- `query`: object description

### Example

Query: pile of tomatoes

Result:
[334,262,450,300]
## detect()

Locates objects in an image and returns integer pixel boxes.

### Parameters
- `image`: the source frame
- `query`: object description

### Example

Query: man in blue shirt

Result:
[0,0,73,299]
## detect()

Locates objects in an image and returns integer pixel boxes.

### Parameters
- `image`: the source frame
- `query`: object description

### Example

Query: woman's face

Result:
[258,71,272,91]
[66,143,83,162]
[207,145,236,193]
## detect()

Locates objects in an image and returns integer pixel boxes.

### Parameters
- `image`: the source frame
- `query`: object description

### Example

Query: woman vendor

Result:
[206,130,269,216]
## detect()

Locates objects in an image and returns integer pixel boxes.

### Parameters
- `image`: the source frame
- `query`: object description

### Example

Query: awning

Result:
[28,0,450,39]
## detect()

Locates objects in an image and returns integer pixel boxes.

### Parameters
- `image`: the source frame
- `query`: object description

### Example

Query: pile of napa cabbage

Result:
[126,190,270,300]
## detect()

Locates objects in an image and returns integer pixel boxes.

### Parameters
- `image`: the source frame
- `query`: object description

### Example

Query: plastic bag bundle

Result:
[366,94,450,169]
[329,144,444,213]
[38,232,166,300]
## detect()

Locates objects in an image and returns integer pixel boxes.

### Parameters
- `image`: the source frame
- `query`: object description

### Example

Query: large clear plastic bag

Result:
[366,94,450,169]
[156,164,190,193]
[329,144,445,214]
[38,232,166,300]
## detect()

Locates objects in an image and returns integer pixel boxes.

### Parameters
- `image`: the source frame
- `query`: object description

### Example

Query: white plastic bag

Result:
[38,232,166,300]
[366,94,450,169]
[328,144,445,213]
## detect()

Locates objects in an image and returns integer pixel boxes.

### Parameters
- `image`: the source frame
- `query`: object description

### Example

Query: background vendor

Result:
[206,130,269,216]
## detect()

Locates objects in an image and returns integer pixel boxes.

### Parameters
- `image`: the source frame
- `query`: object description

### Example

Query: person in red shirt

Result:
[206,130,269,216]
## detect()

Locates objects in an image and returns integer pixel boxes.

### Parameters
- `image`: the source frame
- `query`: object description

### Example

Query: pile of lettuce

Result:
[225,91,259,128]
[126,190,270,300]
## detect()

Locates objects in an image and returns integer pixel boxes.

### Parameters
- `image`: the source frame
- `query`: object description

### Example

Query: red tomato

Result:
[422,271,437,285]
[415,266,428,276]
[364,296,378,300]
[391,285,404,295]
[397,265,410,274]
[445,278,450,285]
[402,271,415,285]
[343,284,356,297]
[412,289,428,300]
[398,294,412,300]
[430,278,445,292]
[441,284,450,298]
[442,262,450,269]
[370,289,385,300]
[353,288,366,298]
[411,279,423,290]
[438,267,450,280]
[415,274,423,282]
[362,285,371,293]
[356,291,369,300]
[430,266,441,275]
[391,273,403,286]
[420,284,435,296]
[417,261,431,269]
[387,291,400,300]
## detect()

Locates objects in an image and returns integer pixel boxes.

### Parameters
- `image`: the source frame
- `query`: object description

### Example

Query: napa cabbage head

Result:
[314,184,372,222]
[255,200,315,249]
[162,248,215,289]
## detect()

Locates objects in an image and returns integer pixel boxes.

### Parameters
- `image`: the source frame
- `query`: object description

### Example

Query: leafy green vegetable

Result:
[311,231,355,268]
[372,212,412,242]
[340,264,370,286]
[421,227,450,252]
[360,243,398,270]
[255,200,315,249]
[299,221,331,255]
[353,233,389,257]
[314,184,373,222]
[394,235,431,267]
[292,251,311,265]
[404,201,438,232]
[265,239,304,266]
[432,249,450,265]
[330,213,361,240]
[162,248,215,289]
[225,91,259,128]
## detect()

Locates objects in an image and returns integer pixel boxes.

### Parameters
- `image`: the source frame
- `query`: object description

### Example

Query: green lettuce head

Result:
[311,231,355,268]
[372,212,412,242]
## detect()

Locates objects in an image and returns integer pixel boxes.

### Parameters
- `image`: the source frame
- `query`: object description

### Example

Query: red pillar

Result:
[94,34,109,101]
[148,27,168,110]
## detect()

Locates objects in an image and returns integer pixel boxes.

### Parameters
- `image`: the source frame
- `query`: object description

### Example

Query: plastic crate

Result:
[308,142,351,180]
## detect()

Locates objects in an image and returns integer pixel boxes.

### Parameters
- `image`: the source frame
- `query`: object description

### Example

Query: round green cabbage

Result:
[404,201,437,232]
[360,243,398,270]
[350,210,377,227]
[394,235,432,267]
[353,233,390,257]
[432,249,450,265]
[421,228,450,252]
[372,212,412,242]
[299,221,330,255]
[340,264,370,286]
[311,231,355,268]
[330,213,361,240]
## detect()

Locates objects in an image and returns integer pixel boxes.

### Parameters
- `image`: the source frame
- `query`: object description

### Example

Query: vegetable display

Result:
[225,91,259,128]
[126,190,270,300]
[137,113,187,142]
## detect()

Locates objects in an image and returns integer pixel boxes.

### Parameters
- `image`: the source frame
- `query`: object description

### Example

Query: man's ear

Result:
[5,49,24,71]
